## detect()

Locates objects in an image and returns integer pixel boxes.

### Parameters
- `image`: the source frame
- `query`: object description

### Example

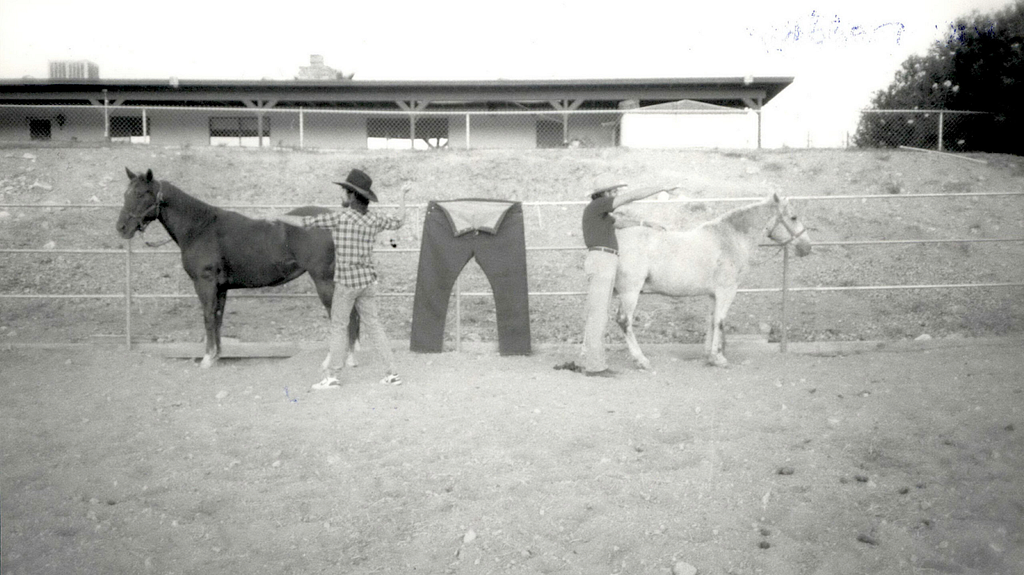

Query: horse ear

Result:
[126,167,136,180]
[771,191,781,203]
[145,169,154,183]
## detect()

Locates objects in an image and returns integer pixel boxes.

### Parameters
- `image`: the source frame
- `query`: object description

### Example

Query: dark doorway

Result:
[29,119,51,140]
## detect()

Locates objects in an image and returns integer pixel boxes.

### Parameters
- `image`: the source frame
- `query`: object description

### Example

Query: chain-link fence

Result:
[0,104,760,150]
[853,110,992,152]
[13,103,1002,152]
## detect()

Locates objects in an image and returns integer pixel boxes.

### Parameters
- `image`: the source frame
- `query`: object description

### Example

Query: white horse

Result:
[613,192,811,368]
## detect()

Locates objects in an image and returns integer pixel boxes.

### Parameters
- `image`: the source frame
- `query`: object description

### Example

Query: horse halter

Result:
[126,180,164,233]
[766,206,807,247]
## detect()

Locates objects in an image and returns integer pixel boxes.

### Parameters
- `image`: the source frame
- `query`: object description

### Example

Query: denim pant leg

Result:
[582,250,618,372]
[352,282,397,375]
[328,285,361,378]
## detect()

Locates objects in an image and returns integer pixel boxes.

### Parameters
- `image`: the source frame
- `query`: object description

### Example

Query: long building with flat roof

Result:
[0,76,793,149]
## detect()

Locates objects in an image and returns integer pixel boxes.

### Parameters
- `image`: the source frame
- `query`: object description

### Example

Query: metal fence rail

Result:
[2,193,1023,351]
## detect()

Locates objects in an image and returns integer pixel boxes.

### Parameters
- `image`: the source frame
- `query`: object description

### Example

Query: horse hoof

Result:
[199,356,216,369]
[635,358,652,371]
[345,354,358,368]
[707,355,729,368]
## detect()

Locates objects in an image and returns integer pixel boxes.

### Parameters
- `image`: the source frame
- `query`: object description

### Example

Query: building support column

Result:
[548,99,584,145]
[744,96,764,149]
[398,100,429,149]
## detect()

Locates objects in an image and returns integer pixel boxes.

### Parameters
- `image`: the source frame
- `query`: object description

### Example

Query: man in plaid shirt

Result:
[272,168,408,389]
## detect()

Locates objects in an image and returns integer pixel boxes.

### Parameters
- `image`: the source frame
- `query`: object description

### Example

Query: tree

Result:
[854,0,1024,154]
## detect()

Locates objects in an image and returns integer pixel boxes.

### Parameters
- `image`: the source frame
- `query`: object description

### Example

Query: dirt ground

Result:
[2,338,1022,575]
[2,144,1023,574]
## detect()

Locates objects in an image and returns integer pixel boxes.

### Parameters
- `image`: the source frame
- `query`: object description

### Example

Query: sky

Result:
[0,0,1014,147]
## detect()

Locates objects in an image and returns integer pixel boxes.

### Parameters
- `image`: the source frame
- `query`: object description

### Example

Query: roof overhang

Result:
[0,77,793,111]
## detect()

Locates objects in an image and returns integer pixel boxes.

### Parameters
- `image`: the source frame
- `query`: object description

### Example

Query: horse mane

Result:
[156,180,221,237]
[715,197,774,236]
[162,181,218,217]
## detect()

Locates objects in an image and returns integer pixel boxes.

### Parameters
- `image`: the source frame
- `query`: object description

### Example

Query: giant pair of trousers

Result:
[410,200,531,355]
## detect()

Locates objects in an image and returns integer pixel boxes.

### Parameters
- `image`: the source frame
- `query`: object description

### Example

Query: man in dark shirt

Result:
[581,181,679,377]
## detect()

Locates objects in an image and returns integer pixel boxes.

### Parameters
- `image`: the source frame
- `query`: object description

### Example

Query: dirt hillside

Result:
[0,144,1022,348]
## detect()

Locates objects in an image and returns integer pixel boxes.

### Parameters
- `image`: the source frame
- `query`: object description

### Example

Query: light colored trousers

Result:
[582,250,618,372]
[328,282,396,379]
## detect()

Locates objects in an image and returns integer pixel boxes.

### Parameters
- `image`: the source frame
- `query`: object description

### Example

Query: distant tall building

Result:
[49,60,99,79]
[296,55,353,80]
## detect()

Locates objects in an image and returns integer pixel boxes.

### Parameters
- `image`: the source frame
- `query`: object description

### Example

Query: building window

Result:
[210,116,270,147]
[368,117,448,149]
[29,119,51,140]
[110,116,151,144]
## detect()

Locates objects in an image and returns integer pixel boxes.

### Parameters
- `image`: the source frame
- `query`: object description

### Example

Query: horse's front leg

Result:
[194,278,221,369]
[319,341,359,374]
[705,297,715,359]
[210,289,228,366]
[707,287,737,367]
[346,340,360,367]
[616,291,651,370]
[346,307,360,367]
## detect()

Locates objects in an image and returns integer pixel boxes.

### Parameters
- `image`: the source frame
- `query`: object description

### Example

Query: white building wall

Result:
[0,106,106,142]
[621,111,758,149]
[145,108,208,146]
[1,105,737,149]
[458,115,535,149]
[295,111,366,149]
[447,114,469,149]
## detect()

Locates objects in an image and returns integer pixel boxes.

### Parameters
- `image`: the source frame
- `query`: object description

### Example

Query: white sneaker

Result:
[380,373,402,386]
[312,376,341,390]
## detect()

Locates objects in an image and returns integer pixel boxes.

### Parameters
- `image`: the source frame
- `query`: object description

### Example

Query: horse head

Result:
[766,193,812,257]
[116,168,162,239]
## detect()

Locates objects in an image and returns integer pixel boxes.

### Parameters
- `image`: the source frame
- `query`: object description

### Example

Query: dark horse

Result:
[115,168,357,368]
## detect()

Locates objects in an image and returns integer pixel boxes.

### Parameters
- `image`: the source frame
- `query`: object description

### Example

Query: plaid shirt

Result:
[303,208,404,288]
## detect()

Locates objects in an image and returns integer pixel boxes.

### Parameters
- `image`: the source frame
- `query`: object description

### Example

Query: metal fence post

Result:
[465,114,471,150]
[125,238,133,349]
[299,109,304,149]
[102,89,110,140]
[938,111,944,151]
[757,107,763,150]
[780,244,789,353]
[410,113,416,150]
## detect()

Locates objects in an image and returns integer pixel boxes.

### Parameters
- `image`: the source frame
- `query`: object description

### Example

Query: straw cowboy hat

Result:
[334,168,379,203]
[588,177,628,199]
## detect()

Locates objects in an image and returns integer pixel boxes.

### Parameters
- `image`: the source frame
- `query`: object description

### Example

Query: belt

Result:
[588,246,618,255]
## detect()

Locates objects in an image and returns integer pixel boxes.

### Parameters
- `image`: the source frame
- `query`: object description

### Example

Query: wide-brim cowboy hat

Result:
[334,168,379,203]
[588,177,628,198]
